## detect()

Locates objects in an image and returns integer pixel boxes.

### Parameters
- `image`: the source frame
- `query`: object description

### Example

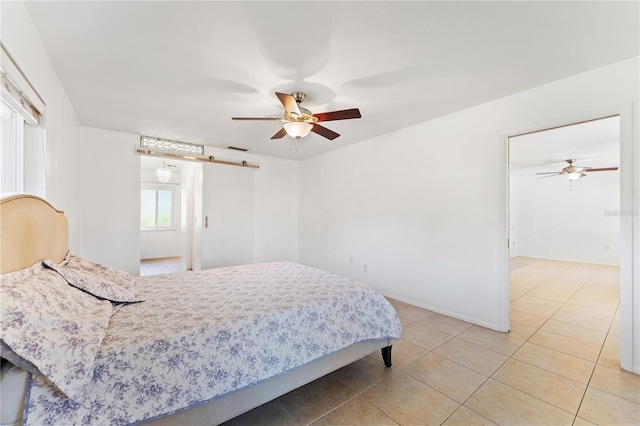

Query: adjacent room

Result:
[1,1,638,425]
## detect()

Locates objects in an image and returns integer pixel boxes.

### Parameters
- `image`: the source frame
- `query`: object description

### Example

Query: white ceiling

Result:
[24,1,639,160]
[510,116,620,173]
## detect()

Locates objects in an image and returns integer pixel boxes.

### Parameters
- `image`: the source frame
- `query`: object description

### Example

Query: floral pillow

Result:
[0,260,45,286]
[43,255,141,303]
[0,269,113,402]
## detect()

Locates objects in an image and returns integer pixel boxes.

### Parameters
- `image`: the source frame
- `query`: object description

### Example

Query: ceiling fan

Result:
[536,159,619,180]
[232,92,361,140]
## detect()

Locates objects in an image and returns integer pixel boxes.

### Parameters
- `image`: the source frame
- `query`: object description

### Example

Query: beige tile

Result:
[571,294,619,306]
[221,399,298,426]
[604,332,620,349]
[434,338,508,376]
[551,311,612,332]
[572,417,598,426]
[577,387,640,426]
[541,319,606,346]
[363,371,459,425]
[442,406,498,426]
[385,298,414,311]
[310,396,398,426]
[558,303,615,322]
[392,303,432,322]
[279,374,358,425]
[332,354,395,393]
[598,346,621,369]
[528,330,601,362]
[401,322,454,351]
[414,311,473,336]
[527,287,573,303]
[579,283,619,296]
[396,312,417,326]
[509,301,557,318]
[609,321,620,335]
[492,358,586,413]
[514,295,564,310]
[368,338,429,370]
[403,352,488,403]
[509,322,538,340]
[464,379,574,425]
[457,325,526,357]
[510,309,548,329]
[565,298,619,312]
[512,343,595,384]
[589,364,640,404]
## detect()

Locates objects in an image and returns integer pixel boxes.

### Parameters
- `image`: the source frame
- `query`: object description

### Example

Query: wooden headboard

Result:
[0,194,69,274]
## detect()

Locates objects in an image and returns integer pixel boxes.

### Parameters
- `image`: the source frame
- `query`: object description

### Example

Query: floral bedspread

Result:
[24,262,402,425]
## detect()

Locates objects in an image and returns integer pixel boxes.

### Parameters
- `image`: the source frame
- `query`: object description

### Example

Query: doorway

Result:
[507,114,631,371]
[139,155,197,275]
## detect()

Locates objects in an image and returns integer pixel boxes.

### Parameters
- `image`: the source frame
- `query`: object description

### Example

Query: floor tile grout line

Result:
[508,259,624,423]
[466,259,603,420]
[398,259,624,426]
[398,324,523,425]
[274,397,301,426]
[306,369,401,426]
[572,301,619,422]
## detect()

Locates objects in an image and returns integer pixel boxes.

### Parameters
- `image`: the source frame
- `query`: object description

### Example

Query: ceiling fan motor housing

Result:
[291,92,306,103]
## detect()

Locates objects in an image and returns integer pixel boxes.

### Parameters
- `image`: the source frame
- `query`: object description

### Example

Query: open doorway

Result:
[508,116,622,364]
[139,156,196,276]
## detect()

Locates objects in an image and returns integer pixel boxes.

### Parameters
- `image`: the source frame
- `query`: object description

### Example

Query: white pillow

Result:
[44,255,141,303]
[0,269,112,402]
[0,261,45,286]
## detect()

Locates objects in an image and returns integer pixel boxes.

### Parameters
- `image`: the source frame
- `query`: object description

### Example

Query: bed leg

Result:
[381,345,393,367]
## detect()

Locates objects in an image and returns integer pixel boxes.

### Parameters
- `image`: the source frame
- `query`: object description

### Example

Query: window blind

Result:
[1,43,46,125]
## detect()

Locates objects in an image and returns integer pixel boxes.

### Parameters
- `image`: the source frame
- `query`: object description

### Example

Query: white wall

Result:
[71,126,299,274]
[299,58,639,342]
[1,0,82,248]
[75,126,141,274]
[511,169,620,265]
[250,154,299,263]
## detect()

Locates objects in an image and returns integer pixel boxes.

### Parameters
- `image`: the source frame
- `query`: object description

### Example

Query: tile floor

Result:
[139,257,186,276]
[220,257,639,426]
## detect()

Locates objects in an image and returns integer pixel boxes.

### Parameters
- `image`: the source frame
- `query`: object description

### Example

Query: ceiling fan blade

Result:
[586,167,619,172]
[270,128,288,140]
[232,117,282,121]
[311,124,340,140]
[535,172,562,175]
[314,108,361,122]
[275,92,301,116]
[537,173,562,179]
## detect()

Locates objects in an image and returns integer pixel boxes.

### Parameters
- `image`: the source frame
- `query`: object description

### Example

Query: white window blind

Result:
[1,43,45,124]
[0,43,47,197]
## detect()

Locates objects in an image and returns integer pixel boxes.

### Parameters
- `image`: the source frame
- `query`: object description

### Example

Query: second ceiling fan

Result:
[536,159,618,180]
[232,92,361,140]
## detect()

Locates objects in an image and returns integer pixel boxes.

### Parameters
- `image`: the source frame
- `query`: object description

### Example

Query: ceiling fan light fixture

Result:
[567,171,585,181]
[284,122,313,139]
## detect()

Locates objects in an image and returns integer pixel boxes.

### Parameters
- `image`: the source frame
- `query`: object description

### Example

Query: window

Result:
[141,185,175,230]
[1,99,24,193]
[1,44,46,196]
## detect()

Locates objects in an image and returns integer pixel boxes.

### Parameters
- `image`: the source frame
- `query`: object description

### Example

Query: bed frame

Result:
[0,194,393,425]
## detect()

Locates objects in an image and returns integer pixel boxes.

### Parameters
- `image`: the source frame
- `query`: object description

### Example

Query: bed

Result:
[0,194,402,426]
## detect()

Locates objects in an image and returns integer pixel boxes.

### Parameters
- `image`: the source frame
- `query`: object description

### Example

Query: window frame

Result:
[140,184,176,231]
